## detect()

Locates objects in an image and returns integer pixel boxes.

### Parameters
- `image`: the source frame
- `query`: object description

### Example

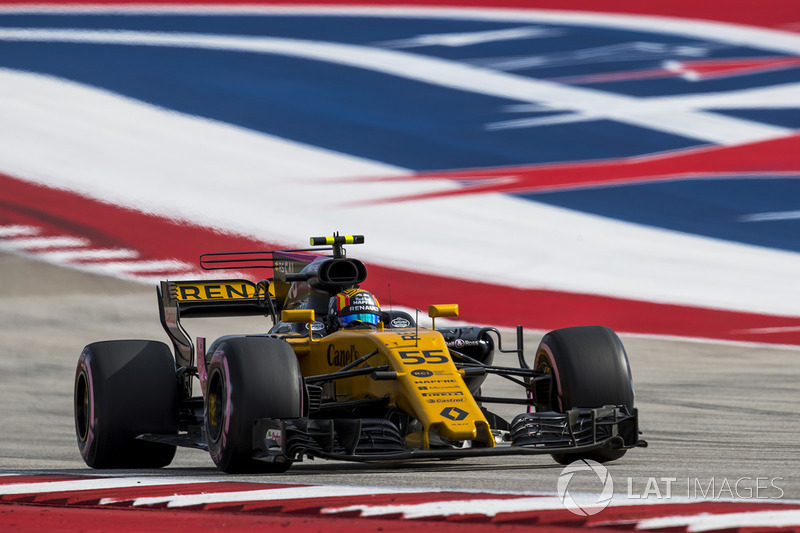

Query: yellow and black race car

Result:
[74,234,646,473]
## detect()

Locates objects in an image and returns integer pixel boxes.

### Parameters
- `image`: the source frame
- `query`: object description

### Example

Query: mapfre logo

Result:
[351,291,371,304]
[556,459,614,516]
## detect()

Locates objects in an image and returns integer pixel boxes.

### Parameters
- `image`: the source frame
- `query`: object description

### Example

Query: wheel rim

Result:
[75,372,90,443]
[535,355,558,412]
[206,371,224,444]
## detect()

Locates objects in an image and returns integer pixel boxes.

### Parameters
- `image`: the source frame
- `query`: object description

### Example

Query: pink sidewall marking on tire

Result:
[535,342,563,412]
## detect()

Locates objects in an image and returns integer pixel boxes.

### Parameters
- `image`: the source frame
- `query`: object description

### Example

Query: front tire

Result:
[74,340,178,468]
[205,336,302,473]
[533,326,634,465]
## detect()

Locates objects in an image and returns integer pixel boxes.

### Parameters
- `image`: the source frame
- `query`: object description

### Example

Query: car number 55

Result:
[399,349,448,365]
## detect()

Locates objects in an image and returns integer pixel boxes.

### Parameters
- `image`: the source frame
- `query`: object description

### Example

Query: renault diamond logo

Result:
[440,407,468,421]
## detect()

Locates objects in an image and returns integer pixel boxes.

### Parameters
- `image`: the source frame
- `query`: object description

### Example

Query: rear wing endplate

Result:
[158,279,276,374]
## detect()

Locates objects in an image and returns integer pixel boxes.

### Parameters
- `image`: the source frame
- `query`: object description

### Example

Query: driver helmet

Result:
[330,288,381,327]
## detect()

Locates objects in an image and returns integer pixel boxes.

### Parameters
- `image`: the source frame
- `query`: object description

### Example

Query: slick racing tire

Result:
[205,336,302,474]
[533,326,634,465]
[74,340,178,468]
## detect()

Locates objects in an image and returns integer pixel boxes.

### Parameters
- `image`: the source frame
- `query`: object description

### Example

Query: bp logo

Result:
[556,459,614,516]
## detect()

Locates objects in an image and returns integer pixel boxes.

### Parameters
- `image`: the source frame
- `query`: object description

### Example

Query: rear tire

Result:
[74,340,178,468]
[533,326,634,465]
[205,336,302,473]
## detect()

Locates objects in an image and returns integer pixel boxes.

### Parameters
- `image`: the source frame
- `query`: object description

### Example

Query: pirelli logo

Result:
[422,391,464,397]
[172,281,265,301]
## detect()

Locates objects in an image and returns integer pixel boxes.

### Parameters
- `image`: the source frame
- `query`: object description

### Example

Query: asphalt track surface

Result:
[1,251,799,501]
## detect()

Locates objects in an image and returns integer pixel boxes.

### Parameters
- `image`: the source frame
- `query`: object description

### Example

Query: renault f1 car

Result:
[74,234,646,473]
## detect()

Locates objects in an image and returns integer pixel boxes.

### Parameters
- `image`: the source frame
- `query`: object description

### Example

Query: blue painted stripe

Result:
[0,39,698,170]
[2,12,799,255]
[524,177,800,253]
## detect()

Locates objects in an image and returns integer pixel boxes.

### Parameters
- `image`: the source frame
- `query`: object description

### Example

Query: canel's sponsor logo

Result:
[327,344,359,366]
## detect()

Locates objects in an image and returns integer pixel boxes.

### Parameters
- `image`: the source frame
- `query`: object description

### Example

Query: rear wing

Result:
[157,279,274,379]
[158,233,365,373]
[162,279,275,319]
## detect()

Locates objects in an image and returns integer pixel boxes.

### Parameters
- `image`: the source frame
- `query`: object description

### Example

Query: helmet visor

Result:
[340,313,380,326]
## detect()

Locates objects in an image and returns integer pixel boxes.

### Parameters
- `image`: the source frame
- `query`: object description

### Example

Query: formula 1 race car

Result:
[74,234,646,473]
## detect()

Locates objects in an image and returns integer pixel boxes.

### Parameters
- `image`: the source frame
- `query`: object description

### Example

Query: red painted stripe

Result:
[0,0,796,32]
[0,503,528,533]
[0,174,278,262]
[0,474,525,510]
[0,475,93,486]
[363,134,800,202]
[580,501,800,525]
[201,491,525,514]
[6,482,303,506]
[363,266,800,345]
[2,172,799,345]
[670,56,800,79]
[3,474,800,531]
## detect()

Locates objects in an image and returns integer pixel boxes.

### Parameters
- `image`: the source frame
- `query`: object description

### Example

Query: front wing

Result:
[251,405,644,464]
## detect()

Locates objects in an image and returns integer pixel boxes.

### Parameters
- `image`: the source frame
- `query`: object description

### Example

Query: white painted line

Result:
[325,493,791,520]
[2,236,89,249]
[0,225,39,238]
[323,496,567,518]
[106,485,425,508]
[0,27,790,145]
[635,509,800,531]
[123,269,259,284]
[378,25,560,48]
[37,248,140,262]
[733,325,800,334]
[740,210,800,222]
[92,259,194,273]
[0,477,212,495]
[125,272,204,284]
[2,42,800,317]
